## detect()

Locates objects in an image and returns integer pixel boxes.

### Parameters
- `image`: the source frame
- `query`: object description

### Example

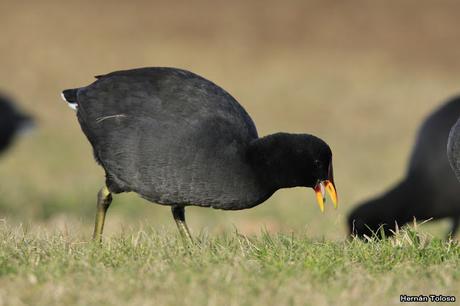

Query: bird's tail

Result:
[61,88,79,111]
[16,112,36,136]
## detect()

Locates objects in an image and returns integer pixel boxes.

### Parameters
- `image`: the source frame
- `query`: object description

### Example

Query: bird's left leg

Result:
[171,205,193,243]
[93,185,113,242]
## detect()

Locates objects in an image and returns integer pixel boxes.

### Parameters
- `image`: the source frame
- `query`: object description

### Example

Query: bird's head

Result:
[0,96,34,129]
[348,204,386,238]
[248,133,338,212]
[348,197,404,239]
[0,96,35,152]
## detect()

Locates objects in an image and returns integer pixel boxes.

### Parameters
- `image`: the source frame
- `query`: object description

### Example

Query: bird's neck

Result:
[374,177,431,225]
[247,134,306,191]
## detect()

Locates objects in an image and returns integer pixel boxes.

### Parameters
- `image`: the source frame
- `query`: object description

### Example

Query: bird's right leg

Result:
[171,205,193,244]
[447,216,459,239]
[93,185,113,242]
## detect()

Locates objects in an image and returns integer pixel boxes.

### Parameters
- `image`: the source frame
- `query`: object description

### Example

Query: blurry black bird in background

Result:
[62,67,338,242]
[349,96,460,239]
[0,93,34,155]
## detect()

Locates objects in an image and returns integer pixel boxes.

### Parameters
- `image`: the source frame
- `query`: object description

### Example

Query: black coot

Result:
[62,67,338,241]
[0,94,33,155]
[349,96,460,239]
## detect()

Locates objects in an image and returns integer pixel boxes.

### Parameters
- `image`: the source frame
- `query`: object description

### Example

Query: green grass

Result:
[0,222,459,306]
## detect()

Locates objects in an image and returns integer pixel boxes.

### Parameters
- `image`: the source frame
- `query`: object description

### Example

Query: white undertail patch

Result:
[61,92,78,111]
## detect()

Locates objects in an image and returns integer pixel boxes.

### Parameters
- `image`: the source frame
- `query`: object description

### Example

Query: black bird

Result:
[349,96,460,239]
[0,94,33,155]
[62,67,338,241]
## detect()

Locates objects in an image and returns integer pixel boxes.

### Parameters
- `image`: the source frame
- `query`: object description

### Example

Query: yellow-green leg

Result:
[447,217,459,239]
[171,205,193,243]
[93,186,112,242]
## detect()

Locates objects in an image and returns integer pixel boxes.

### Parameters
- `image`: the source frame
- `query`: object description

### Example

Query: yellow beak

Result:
[313,180,338,212]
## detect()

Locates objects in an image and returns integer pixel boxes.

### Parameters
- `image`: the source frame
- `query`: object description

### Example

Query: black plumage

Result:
[62,67,337,241]
[0,94,33,155]
[349,97,460,238]
[447,115,460,183]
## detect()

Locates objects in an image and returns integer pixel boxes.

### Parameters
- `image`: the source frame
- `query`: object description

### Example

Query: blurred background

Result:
[1,0,460,240]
